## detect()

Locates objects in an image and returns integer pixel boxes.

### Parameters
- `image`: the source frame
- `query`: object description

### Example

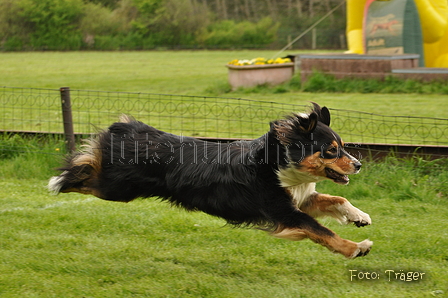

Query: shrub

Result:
[302,71,448,94]
[80,3,122,36]
[0,0,26,50]
[2,36,24,51]
[199,17,279,48]
[131,0,210,47]
[18,0,84,50]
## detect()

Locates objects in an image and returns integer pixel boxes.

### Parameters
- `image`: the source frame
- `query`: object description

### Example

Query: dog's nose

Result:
[354,161,362,172]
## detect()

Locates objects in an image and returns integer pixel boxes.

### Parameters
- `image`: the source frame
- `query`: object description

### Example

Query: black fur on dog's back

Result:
[68,116,289,228]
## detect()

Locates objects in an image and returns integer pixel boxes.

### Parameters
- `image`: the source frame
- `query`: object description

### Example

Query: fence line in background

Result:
[60,87,76,153]
[1,86,447,157]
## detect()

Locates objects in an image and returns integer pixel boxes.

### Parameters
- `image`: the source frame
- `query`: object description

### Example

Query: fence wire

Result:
[1,86,447,147]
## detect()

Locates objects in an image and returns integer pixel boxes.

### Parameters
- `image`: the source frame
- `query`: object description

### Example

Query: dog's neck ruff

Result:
[277,165,326,187]
[277,165,325,208]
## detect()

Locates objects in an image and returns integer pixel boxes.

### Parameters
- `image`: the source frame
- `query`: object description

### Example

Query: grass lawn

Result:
[0,156,447,297]
[0,50,447,297]
[0,145,447,297]
[1,50,447,118]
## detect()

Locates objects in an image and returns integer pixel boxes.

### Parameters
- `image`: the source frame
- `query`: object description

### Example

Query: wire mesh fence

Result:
[330,109,448,146]
[1,86,448,152]
[0,87,62,134]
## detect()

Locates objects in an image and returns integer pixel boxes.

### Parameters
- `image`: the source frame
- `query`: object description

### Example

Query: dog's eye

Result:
[327,147,337,154]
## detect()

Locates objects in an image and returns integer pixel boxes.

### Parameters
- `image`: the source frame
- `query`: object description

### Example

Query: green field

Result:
[1,50,448,118]
[1,51,447,146]
[0,51,447,297]
[0,156,447,297]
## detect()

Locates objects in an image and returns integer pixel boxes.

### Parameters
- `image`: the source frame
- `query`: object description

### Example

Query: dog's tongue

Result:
[335,175,349,185]
[326,168,350,185]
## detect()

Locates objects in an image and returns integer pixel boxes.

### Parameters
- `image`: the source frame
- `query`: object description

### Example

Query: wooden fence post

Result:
[311,28,317,50]
[60,87,76,153]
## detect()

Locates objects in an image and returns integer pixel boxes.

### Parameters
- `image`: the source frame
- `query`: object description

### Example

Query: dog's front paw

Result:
[349,239,373,259]
[344,203,371,227]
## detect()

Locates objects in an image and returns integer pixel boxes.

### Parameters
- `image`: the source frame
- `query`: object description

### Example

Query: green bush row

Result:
[302,72,448,94]
[0,0,279,51]
[208,72,448,95]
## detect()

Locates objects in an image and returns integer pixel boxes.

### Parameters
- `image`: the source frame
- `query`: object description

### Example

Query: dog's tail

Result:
[48,137,104,198]
[48,114,134,199]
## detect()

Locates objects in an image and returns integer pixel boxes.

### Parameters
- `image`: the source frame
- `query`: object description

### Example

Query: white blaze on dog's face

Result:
[274,105,362,186]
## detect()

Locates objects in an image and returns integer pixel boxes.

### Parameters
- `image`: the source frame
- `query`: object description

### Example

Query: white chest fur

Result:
[286,183,317,208]
[277,165,325,208]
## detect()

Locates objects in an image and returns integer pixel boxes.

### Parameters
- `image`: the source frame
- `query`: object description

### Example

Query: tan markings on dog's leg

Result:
[301,193,371,226]
[271,226,307,241]
[300,193,347,219]
[271,225,373,258]
[317,234,373,259]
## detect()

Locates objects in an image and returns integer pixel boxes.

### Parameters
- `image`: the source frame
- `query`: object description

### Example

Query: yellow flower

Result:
[228,57,291,66]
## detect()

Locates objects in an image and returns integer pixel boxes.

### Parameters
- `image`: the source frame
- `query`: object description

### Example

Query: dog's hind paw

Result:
[349,239,373,259]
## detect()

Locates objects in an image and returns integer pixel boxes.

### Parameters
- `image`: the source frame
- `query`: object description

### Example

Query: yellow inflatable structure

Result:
[346,0,448,67]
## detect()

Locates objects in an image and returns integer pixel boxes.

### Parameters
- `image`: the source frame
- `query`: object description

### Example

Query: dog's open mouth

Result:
[325,168,349,184]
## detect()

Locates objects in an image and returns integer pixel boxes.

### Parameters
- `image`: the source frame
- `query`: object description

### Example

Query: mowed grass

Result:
[1,51,447,297]
[0,165,446,297]
[1,50,447,118]
[0,140,447,297]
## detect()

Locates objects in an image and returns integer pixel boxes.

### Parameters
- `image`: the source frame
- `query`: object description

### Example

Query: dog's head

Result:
[272,103,361,185]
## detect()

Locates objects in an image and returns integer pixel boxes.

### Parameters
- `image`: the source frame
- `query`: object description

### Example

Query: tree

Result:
[0,0,24,49]
[132,0,210,46]
[18,0,84,49]
[85,0,121,9]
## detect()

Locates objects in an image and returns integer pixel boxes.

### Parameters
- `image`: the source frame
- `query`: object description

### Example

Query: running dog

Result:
[49,103,372,258]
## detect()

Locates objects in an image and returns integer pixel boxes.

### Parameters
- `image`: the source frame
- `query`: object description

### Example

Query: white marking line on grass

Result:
[0,197,97,213]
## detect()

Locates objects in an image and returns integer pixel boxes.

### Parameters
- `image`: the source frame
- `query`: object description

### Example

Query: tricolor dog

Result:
[49,103,372,258]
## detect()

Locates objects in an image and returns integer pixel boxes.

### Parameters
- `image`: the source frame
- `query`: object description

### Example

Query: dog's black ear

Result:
[320,107,331,126]
[311,102,331,126]
[303,112,318,133]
